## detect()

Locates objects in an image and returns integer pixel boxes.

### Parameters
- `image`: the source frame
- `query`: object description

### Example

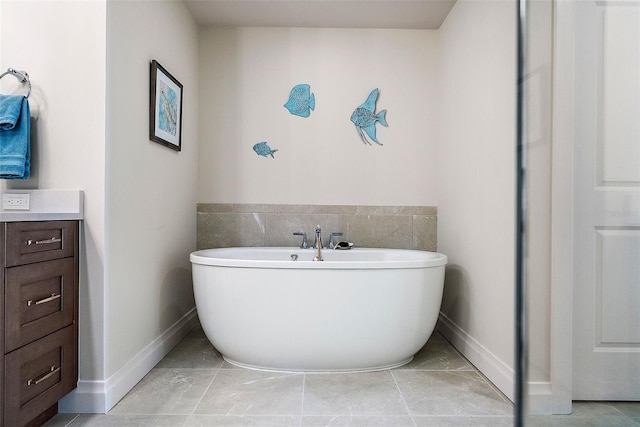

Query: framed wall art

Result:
[149,60,183,151]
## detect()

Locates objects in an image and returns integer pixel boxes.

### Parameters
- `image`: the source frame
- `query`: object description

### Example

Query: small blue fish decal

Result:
[253,141,278,158]
[284,84,315,118]
[350,88,388,146]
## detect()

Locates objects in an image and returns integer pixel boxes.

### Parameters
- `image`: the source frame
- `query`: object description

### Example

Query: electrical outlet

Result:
[3,193,30,210]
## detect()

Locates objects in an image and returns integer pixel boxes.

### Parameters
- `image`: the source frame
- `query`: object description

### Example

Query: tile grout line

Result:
[390,370,419,427]
[299,373,306,427]
[63,413,80,427]
[473,368,514,405]
[180,412,190,427]
[186,364,222,423]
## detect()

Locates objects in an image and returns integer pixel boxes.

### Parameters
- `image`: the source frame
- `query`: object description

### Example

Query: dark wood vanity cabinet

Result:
[0,220,79,427]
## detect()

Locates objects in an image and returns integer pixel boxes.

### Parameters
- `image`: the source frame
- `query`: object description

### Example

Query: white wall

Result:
[436,0,516,399]
[198,27,439,206]
[0,0,107,385]
[103,0,199,410]
[1,0,199,413]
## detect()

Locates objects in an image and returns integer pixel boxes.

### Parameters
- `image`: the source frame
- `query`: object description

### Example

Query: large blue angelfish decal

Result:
[350,88,388,146]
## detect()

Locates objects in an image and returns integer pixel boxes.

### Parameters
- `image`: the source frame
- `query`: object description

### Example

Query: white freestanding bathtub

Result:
[190,247,447,373]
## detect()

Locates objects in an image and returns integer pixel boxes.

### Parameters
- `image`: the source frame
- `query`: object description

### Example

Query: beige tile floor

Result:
[44,326,639,427]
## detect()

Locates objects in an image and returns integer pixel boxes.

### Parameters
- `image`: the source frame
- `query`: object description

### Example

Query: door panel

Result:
[572,0,640,400]
[596,228,640,344]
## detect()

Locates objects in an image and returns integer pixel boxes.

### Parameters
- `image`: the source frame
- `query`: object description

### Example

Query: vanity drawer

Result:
[4,326,76,427]
[5,221,76,267]
[5,258,75,352]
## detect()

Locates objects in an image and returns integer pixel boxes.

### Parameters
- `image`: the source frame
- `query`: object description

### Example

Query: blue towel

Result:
[0,94,30,179]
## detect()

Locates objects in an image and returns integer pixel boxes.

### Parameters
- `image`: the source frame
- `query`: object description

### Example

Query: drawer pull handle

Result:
[27,237,62,246]
[27,366,61,386]
[27,293,61,306]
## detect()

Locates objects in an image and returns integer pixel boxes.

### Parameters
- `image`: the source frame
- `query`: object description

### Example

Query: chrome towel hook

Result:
[0,68,31,99]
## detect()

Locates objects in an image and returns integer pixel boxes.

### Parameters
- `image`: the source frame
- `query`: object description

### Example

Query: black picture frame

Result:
[149,60,183,151]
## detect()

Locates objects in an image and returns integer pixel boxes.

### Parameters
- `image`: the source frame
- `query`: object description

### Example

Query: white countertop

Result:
[0,190,83,222]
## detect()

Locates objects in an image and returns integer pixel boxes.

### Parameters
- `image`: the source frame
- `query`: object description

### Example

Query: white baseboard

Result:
[59,307,199,413]
[58,380,109,414]
[437,312,515,402]
[528,381,555,415]
[437,313,554,415]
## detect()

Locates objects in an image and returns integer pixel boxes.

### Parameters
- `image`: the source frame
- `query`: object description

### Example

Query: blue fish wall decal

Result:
[350,88,388,146]
[253,141,278,158]
[284,84,315,118]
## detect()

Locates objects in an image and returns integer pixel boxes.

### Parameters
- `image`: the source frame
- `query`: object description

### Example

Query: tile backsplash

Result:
[197,204,437,252]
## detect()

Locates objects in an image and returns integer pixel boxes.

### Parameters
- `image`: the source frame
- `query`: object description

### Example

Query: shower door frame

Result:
[547,0,574,414]
[519,0,576,417]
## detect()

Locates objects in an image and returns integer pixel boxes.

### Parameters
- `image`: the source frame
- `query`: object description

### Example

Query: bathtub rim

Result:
[190,247,448,269]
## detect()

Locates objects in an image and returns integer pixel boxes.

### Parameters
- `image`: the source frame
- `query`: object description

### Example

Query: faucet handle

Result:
[293,231,308,249]
[329,232,344,249]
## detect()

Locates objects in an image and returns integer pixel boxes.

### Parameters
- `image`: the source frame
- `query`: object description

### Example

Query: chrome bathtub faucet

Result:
[313,225,323,261]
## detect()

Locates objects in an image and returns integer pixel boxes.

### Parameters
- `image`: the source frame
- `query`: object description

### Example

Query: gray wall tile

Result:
[348,214,413,249]
[197,212,266,249]
[265,213,349,247]
[196,204,438,251]
[414,215,438,252]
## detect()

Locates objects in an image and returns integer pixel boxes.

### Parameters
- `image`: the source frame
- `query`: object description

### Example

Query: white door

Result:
[572,0,640,400]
